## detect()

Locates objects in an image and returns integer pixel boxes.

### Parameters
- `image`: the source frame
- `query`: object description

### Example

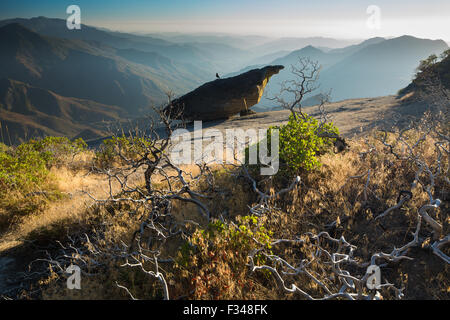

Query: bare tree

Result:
[22,103,220,300]
[269,56,347,151]
[269,57,325,120]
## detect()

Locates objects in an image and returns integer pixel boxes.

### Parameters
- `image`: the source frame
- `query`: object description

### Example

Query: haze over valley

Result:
[0,17,448,143]
[0,1,449,303]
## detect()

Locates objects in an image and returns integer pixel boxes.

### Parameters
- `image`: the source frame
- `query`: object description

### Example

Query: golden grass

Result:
[1,129,448,300]
[0,151,145,252]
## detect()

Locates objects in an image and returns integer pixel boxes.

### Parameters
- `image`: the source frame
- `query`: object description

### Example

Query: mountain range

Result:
[232,36,448,107]
[0,16,448,144]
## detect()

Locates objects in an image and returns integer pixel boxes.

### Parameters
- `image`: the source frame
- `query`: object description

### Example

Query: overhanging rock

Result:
[165,65,284,121]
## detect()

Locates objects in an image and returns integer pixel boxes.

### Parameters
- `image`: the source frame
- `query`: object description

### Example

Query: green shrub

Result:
[0,136,86,200]
[16,137,87,167]
[0,142,9,153]
[0,147,48,197]
[278,114,338,172]
[176,215,272,270]
[246,113,339,174]
[94,135,152,168]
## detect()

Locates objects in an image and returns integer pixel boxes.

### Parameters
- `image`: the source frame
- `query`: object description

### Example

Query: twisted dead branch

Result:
[22,65,447,300]
[247,80,448,299]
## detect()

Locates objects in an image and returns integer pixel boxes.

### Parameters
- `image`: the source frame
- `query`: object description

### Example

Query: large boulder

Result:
[165,65,284,121]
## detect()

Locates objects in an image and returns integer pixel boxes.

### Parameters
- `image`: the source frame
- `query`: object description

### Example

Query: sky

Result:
[1,0,449,40]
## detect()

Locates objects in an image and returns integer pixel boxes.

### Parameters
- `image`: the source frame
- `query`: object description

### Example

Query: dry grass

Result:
[251,133,449,299]
[1,127,448,300]
[0,151,144,251]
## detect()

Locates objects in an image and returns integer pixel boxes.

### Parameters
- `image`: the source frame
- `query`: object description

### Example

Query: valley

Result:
[0,17,448,145]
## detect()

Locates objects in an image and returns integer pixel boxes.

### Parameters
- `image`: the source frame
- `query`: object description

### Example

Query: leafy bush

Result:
[0,146,48,197]
[246,113,339,174]
[278,114,339,172]
[0,142,9,153]
[15,136,87,167]
[94,135,152,168]
[0,136,87,228]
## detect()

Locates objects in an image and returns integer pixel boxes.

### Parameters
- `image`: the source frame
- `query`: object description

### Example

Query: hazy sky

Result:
[1,0,449,40]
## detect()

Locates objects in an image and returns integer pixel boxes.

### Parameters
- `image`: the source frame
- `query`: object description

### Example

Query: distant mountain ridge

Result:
[225,38,389,79]
[318,35,449,101]
[0,16,448,144]
[0,23,213,114]
[0,17,254,74]
[0,20,215,144]
[251,37,358,54]
[252,35,448,108]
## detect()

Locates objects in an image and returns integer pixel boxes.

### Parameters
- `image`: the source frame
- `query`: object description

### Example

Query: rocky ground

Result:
[201,94,427,138]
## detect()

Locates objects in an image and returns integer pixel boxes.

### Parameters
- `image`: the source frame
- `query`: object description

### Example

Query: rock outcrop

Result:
[165,65,284,121]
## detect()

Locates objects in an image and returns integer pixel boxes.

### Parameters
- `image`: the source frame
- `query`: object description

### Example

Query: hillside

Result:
[0,17,254,74]
[0,2,449,304]
[400,49,450,95]
[114,48,210,85]
[0,36,447,298]
[0,22,221,116]
[166,95,429,140]
[0,78,126,144]
[0,91,447,300]
[0,23,171,113]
